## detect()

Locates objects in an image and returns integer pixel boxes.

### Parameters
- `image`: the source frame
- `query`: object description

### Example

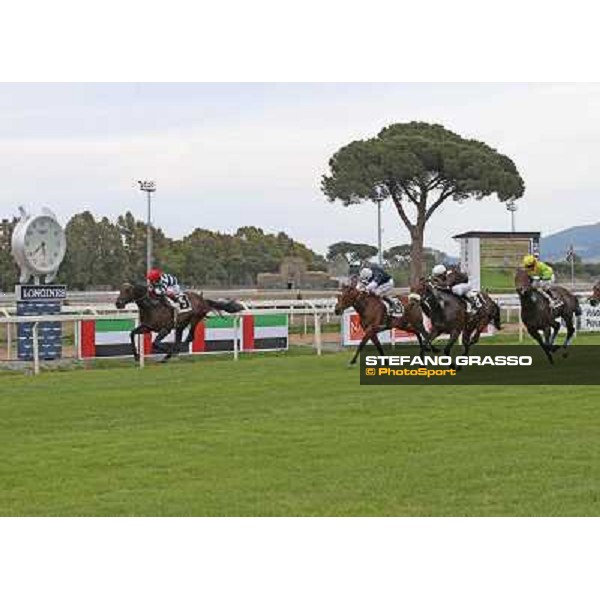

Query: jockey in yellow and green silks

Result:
[522,254,554,283]
[522,254,558,306]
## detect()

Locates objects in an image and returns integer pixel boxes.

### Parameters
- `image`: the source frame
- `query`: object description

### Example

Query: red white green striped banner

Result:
[80,314,288,358]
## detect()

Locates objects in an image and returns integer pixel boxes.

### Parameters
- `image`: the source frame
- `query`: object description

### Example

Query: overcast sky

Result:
[1,83,599,256]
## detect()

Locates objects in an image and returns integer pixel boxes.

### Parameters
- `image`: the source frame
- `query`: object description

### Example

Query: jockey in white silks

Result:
[357,264,402,314]
[430,264,481,313]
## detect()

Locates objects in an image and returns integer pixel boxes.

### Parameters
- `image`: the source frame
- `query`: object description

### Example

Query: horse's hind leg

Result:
[561,316,576,357]
[549,320,561,352]
[184,314,205,345]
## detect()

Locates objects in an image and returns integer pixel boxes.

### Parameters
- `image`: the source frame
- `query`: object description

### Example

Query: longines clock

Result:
[11,206,67,284]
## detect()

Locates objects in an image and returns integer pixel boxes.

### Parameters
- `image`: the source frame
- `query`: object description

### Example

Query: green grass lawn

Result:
[2,348,600,516]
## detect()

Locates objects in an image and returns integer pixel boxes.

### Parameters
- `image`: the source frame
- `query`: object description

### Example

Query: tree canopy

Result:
[0,211,327,291]
[322,121,525,284]
[326,241,378,265]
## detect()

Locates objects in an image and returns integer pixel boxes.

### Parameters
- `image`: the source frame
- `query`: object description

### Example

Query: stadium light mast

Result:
[374,186,386,265]
[506,199,517,232]
[138,180,156,274]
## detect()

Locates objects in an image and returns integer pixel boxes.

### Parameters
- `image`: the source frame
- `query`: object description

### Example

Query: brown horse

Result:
[589,282,600,306]
[412,279,467,356]
[461,291,502,356]
[514,268,581,363]
[334,284,433,365]
[115,282,243,362]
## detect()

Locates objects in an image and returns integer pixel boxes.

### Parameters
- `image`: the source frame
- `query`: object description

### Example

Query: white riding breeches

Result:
[451,282,472,296]
[532,276,555,289]
[365,279,394,296]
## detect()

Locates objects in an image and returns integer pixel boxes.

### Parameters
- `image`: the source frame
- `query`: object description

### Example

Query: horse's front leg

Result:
[370,331,385,356]
[428,325,441,353]
[413,326,432,358]
[443,329,461,357]
[130,325,148,362]
[528,327,554,364]
[462,327,473,357]
[162,326,185,362]
[349,326,377,366]
[418,324,434,353]
[153,327,171,355]
[549,320,561,351]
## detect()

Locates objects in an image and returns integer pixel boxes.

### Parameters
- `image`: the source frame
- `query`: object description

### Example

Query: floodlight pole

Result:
[374,187,386,266]
[377,199,383,265]
[506,199,517,232]
[138,180,156,274]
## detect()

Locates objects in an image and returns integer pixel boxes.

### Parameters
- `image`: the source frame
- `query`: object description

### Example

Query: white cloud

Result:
[0,83,599,256]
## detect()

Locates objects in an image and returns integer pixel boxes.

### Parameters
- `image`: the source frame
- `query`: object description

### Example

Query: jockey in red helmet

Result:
[146,268,182,317]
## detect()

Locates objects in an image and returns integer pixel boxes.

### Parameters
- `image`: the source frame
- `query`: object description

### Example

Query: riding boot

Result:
[462,296,475,314]
[542,289,560,310]
[162,296,179,324]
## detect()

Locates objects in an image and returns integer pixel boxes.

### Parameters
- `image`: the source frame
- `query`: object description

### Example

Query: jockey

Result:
[522,254,558,306]
[147,268,181,314]
[431,264,480,312]
[358,264,402,314]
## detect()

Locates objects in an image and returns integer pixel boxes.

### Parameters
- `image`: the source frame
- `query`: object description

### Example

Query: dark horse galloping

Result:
[412,279,502,357]
[461,291,502,356]
[115,283,243,362]
[334,284,433,365]
[413,279,466,356]
[514,268,581,363]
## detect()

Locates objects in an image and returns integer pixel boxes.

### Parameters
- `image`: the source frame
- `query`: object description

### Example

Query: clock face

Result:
[23,216,66,273]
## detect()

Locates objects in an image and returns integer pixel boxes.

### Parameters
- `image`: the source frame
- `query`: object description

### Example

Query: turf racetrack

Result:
[2,345,600,516]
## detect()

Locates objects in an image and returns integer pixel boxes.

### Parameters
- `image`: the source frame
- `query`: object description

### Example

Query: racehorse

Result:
[514,268,581,363]
[461,291,502,356]
[412,278,467,357]
[115,282,243,362]
[334,283,433,366]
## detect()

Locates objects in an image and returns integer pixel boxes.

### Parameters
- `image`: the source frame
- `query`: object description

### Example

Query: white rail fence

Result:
[0,304,333,375]
[1,292,596,374]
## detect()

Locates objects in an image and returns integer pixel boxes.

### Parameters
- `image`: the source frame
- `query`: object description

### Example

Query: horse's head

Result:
[514,268,532,296]
[412,277,433,299]
[115,282,146,309]
[590,282,600,306]
[334,284,360,315]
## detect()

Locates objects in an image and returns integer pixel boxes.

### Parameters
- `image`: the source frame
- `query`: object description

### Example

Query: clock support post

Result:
[15,283,66,360]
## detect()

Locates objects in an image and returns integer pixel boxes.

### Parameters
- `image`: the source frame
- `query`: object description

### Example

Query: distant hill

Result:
[541,223,600,263]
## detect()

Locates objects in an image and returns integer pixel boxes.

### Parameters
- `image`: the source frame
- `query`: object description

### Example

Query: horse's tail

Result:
[574,295,582,317]
[206,298,245,313]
